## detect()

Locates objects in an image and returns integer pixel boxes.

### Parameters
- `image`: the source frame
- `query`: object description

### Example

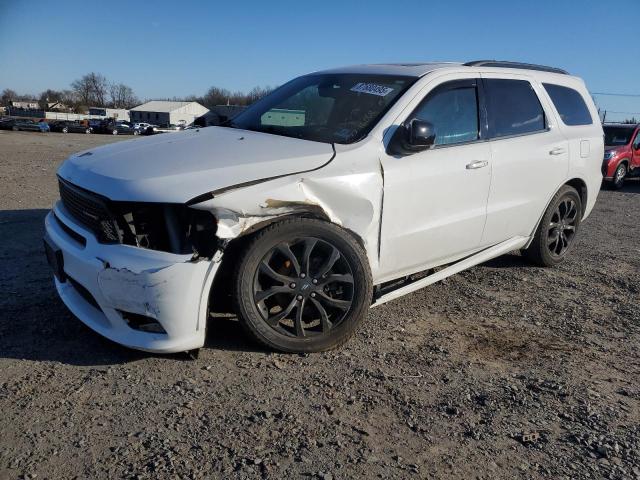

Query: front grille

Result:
[58,178,121,243]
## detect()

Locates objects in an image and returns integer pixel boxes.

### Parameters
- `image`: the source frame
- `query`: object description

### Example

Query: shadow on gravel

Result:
[0,209,259,366]
[619,178,640,194]
[481,253,530,269]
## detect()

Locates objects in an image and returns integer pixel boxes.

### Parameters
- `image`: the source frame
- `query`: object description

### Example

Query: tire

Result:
[85,128,91,134]
[611,162,627,190]
[62,127,68,134]
[12,126,18,131]
[234,218,373,353]
[524,185,582,267]
[134,130,139,135]
[112,129,118,135]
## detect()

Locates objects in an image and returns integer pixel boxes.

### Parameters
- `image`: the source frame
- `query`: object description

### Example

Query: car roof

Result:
[314,60,574,77]
[314,62,462,77]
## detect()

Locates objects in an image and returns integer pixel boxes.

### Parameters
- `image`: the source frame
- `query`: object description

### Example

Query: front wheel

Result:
[62,127,68,133]
[524,185,582,267]
[611,163,627,190]
[234,218,373,353]
[85,128,91,134]
[112,129,118,135]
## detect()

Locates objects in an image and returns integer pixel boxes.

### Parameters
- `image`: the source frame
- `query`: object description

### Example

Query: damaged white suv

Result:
[44,61,603,354]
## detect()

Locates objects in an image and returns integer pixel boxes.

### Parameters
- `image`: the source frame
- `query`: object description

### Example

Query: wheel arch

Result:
[564,177,588,217]
[524,178,588,250]
[207,211,367,314]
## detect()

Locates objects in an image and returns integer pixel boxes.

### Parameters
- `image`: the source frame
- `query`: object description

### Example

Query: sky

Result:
[1,0,639,121]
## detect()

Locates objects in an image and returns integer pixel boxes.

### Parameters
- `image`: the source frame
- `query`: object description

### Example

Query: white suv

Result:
[44,61,603,354]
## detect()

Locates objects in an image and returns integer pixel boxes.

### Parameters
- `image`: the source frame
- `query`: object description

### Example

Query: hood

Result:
[57,126,335,203]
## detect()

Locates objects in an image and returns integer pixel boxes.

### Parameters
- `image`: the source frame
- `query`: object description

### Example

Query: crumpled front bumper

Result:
[44,202,220,353]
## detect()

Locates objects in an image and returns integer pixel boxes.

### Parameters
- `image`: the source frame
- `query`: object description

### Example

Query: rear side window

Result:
[484,79,546,138]
[543,83,592,126]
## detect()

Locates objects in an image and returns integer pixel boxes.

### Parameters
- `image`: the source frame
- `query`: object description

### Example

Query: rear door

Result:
[480,73,569,246]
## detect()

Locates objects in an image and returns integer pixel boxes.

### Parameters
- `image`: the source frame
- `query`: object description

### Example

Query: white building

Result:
[88,107,130,121]
[130,101,209,127]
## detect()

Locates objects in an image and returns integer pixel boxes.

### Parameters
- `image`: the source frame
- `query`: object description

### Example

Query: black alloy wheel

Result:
[524,185,582,267]
[547,197,578,257]
[234,218,372,353]
[253,237,354,338]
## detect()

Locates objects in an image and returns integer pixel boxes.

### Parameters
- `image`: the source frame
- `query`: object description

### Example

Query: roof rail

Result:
[463,60,569,75]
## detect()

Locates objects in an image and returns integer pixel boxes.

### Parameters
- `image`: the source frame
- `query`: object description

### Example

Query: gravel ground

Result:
[0,130,639,480]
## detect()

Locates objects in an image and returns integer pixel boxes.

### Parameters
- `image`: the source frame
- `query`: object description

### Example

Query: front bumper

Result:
[44,202,220,353]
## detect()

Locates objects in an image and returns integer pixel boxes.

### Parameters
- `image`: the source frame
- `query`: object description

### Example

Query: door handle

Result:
[549,147,566,156]
[466,160,489,170]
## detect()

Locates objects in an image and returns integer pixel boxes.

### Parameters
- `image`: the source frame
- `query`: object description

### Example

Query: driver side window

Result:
[412,82,479,146]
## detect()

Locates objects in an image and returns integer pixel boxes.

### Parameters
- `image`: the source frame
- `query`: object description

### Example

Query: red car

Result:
[602,123,640,189]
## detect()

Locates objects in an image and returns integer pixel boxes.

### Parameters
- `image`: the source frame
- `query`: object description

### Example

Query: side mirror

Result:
[408,119,436,148]
[387,119,436,156]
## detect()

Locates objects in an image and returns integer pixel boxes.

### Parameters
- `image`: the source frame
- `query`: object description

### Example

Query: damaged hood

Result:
[57,126,334,203]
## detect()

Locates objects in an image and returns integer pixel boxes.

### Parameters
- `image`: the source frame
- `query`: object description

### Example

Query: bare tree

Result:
[71,72,109,107]
[38,89,64,110]
[246,86,273,105]
[201,86,232,109]
[109,83,139,109]
[1,89,18,106]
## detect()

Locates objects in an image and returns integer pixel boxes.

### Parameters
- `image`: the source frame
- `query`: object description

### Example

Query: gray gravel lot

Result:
[0,130,639,479]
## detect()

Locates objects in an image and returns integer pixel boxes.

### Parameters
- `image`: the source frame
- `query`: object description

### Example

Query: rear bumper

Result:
[44,202,220,353]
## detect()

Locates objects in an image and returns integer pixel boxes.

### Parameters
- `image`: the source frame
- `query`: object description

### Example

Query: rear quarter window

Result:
[543,83,593,126]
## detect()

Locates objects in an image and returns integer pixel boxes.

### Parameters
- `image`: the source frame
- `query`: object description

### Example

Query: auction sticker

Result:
[350,83,394,96]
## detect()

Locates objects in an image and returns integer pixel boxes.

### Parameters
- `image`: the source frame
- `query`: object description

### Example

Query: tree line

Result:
[1,72,273,114]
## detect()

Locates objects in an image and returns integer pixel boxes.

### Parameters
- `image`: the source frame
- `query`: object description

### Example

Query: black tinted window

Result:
[485,79,546,138]
[543,83,592,126]
[603,126,635,146]
[412,84,479,145]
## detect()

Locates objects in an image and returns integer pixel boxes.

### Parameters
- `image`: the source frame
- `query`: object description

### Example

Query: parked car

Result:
[106,121,135,135]
[0,118,49,132]
[153,124,185,133]
[50,120,92,134]
[45,61,603,355]
[89,119,108,133]
[602,123,640,189]
[133,122,153,135]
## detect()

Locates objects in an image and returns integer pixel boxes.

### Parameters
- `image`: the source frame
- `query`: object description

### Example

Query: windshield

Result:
[228,73,416,144]
[604,126,635,146]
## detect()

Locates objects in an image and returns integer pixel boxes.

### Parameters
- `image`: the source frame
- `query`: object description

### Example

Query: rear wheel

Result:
[85,128,91,134]
[62,127,68,133]
[524,185,582,267]
[611,163,627,190]
[112,129,118,135]
[234,218,372,353]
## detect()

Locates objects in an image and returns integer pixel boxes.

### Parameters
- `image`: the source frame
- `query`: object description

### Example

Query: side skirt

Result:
[371,236,530,307]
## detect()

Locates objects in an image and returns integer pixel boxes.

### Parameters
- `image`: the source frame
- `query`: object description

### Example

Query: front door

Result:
[632,128,640,170]
[379,78,492,280]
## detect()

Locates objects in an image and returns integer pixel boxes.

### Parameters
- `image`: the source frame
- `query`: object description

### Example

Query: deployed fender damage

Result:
[190,153,384,274]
